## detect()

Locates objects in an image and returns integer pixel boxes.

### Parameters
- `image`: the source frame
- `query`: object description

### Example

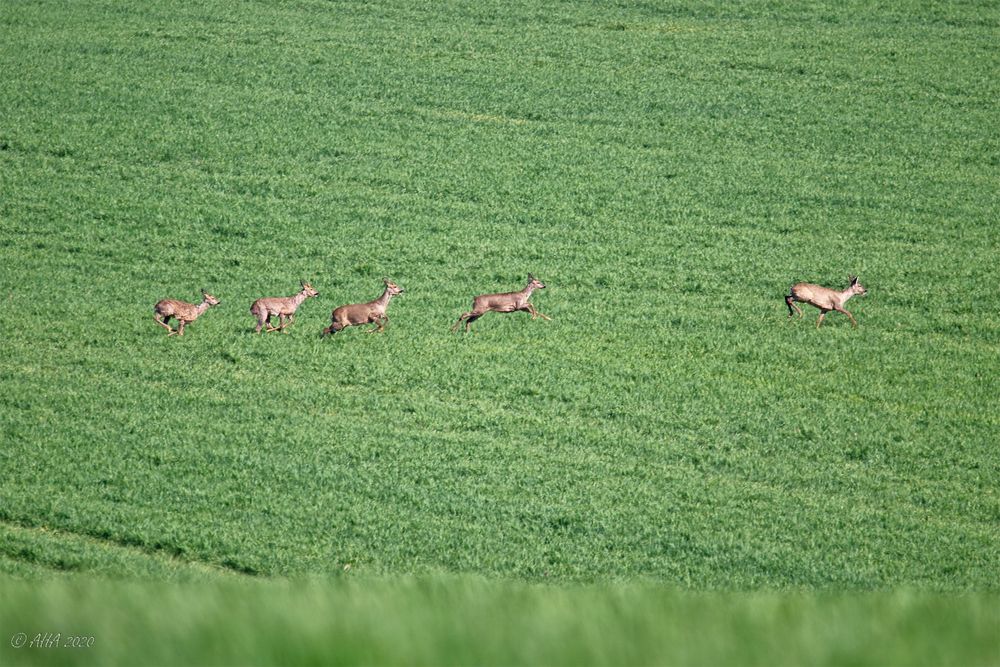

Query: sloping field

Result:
[1,0,998,662]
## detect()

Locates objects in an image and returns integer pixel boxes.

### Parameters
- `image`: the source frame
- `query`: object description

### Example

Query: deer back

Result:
[254,284,317,315]
[255,294,298,315]
[791,282,842,310]
[332,300,376,325]
[477,289,525,311]
[157,299,201,320]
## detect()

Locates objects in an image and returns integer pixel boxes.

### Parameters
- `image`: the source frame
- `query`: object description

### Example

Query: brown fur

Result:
[786,276,867,328]
[322,279,404,336]
[250,282,319,334]
[153,290,221,336]
[451,274,550,333]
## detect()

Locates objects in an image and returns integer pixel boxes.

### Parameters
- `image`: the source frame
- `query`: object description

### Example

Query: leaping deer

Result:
[451,274,550,333]
[321,278,404,336]
[786,276,867,328]
[153,289,221,336]
[250,281,320,334]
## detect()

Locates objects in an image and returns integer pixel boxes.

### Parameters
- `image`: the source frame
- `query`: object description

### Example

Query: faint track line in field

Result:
[570,19,708,34]
[421,108,534,125]
[0,517,255,578]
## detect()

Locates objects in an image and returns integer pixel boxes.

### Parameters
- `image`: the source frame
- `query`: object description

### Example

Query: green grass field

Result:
[1,0,998,663]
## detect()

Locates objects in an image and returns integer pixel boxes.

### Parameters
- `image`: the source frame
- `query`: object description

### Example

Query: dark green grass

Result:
[1,576,998,667]
[1,0,998,595]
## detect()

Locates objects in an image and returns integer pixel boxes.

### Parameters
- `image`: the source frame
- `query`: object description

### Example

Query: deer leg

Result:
[451,310,482,332]
[154,315,175,335]
[816,311,827,329]
[786,295,803,319]
[525,304,552,321]
[176,320,186,336]
[464,313,482,333]
[264,314,281,332]
[836,306,858,328]
[278,314,291,333]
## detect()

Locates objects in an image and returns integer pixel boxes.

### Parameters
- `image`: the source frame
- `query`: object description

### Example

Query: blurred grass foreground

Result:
[1,576,998,666]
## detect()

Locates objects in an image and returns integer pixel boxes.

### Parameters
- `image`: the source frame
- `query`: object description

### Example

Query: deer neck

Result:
[522,284,536,299]
[838,287,856,306]
[375,287,393,310]
[196,300,212,315]
[292,290,309,307]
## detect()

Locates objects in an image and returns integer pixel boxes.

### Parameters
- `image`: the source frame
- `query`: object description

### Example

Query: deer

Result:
[153,289,221,336]
[250,281,320,334]
[451,274,550,333]
[786,275,867,328]
[321,278,404,336]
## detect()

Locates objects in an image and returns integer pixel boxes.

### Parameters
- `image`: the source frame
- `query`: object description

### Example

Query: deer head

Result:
[848,276,867,297]
[300,281,320,298]
[527,274,546,290]
[201,289,221,306]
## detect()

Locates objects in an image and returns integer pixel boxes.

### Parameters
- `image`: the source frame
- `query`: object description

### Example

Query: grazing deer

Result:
[250,281,320,334]
[321,278,404,336]
[153,289,221,336]
[786,276,867,328]
[451,274,550,333]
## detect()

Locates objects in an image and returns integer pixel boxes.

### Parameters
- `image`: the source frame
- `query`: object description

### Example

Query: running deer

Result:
[250,281,320,334]
[321,278,404,336]
[153,289,221,337]
[786,276,867,328]
[451,274,550,333]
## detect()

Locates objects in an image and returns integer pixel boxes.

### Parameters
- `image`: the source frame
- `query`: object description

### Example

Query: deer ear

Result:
[528,273,534,280]
[850,275,858,285]
[382,277,389,284]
